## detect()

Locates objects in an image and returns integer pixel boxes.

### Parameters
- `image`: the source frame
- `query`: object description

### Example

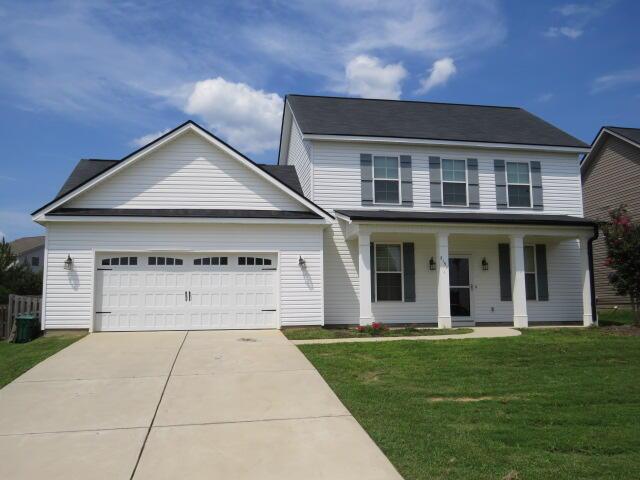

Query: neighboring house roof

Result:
[286,94,589,149]
[9,235,45,254]
[605,126,640,145]
[33,120,332,221]
[335,210,596,227]
[581,126,640,173]
[49,208,321,220]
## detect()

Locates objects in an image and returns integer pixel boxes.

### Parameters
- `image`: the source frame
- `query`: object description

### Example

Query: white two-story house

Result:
[32,95,595,332]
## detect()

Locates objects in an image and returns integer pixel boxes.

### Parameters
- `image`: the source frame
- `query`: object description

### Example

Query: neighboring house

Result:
[581,126,640,308]
[9,235,45,272]
[32,95,596,332]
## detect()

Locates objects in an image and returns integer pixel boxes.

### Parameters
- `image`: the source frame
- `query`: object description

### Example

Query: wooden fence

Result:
[0,295,42,340]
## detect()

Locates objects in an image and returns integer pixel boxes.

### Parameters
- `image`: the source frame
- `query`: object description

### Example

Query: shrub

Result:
[356,322,389,336]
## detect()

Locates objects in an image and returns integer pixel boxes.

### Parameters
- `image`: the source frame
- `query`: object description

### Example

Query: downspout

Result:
[588,223,599,325]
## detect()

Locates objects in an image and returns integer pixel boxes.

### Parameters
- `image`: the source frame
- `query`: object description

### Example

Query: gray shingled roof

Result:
[54,160,304,200]
[9,235,45,254]
[287,95,588,148]
[606,126,640,146]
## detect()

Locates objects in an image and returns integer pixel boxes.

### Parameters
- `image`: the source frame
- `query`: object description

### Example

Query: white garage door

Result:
[94,253,278,331]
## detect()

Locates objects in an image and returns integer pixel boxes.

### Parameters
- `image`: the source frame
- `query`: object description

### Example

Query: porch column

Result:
[580,236,594,327]
[436,233,452,328]
[358,232,373,326]
[510,234,529,327]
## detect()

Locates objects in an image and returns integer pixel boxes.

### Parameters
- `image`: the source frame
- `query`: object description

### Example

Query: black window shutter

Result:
[429,156,442,207]
[361,154,373,206]
[498,243,512,301]
[370,242,376,302]
[530,161,543,210]
[535,244,549,301]
[400,155,413,206]
[494,160,507,209]
[467,158,480,208]
[402,243,415,302]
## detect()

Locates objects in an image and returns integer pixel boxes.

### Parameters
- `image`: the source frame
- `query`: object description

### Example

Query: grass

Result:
[298,328,640,480]
[283,326,473,341]
[598,308,637,326]
[0,334,85,388]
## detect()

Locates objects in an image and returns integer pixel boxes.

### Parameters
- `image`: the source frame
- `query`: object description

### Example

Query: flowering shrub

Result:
[356,322,389,336]
[601,205,640,326]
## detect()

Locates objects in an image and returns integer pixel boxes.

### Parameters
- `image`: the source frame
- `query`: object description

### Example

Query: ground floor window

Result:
[375,244,403,301]
[524,245,537,300]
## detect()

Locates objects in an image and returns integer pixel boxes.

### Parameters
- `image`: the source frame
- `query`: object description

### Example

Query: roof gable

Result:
[287,94,588,149]
[63,131,303,211]
[581,126,640,174]
[33,121,332,221]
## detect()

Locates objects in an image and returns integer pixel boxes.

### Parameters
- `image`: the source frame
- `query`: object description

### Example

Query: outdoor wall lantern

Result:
[481,257,489,271]
[298,256,306,267]
[428,257,436,271]
[64,254,74,271]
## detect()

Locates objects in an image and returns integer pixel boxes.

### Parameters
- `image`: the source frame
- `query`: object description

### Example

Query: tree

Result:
[600,206,640,326]
[0,237,43,303]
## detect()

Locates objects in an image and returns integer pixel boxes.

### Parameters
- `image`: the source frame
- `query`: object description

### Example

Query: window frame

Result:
[440,158,469,207]
[506,161,533,209]
[524,244,537,301]
[372,156,402,205]
[374,242,404,302]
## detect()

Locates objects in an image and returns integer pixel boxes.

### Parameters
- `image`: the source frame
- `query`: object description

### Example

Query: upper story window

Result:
[31,256,40,267]
[506,162,531,208]
[442,159,467,206]
[373,156,400,204]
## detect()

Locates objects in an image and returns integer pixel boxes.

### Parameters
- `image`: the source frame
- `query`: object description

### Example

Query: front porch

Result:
[337,212,596,328]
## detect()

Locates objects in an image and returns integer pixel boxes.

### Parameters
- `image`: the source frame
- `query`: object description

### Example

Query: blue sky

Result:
[1,0,638,240]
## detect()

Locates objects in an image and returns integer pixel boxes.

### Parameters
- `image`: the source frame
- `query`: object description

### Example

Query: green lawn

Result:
[0,335,84,388]
[283,327,473,341]
[299,328,640,480]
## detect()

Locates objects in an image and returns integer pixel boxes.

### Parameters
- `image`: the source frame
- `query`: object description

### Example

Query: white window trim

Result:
[372,156,402,205]
[506,161,533,209]
[524,244,538,301]
[374,242,404,302]
[441,158,469,207]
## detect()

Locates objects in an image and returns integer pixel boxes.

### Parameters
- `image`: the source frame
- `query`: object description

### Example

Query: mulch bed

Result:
[599,325,640,336]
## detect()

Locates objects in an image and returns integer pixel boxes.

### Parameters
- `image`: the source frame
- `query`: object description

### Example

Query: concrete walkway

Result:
[290,326,521,345]
[0,330,402,480]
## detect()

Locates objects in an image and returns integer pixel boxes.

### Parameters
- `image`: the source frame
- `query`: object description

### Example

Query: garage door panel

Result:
[95,253,278,331]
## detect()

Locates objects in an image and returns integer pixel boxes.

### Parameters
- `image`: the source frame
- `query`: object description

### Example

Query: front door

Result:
[449,257,472,325]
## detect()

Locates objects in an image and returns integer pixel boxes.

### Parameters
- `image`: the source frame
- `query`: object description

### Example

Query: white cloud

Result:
[0,175,17,182]
[536,93,554,102]
[544,27,583,39]
[130,128,171,148]
[418,57,457,94]
[343,55,407,99]
[181,78,283,154]
[545,1,614,40]
[591,68,640,94]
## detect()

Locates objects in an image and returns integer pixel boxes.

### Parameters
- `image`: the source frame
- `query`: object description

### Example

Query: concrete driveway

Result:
[0,330,402,479]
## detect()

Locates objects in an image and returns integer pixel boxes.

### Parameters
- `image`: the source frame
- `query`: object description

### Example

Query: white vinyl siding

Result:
[66,131,305,211]
[43,223,324,330]
[312,141,583,216]
[286,119,314,199]
[322,222,584,325]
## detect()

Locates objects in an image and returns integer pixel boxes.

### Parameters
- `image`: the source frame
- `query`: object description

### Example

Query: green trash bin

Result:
[15,314,40,343]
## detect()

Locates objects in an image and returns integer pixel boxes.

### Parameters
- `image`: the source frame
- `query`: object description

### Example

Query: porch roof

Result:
[335,210,596,227]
